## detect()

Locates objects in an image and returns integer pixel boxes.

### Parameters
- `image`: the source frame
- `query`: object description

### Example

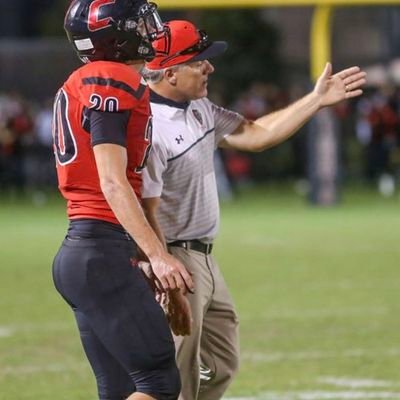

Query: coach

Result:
[141,20,366,400]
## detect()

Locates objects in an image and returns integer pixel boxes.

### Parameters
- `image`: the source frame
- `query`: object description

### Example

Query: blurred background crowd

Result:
[2,84,400,195]
[1,2,400,201]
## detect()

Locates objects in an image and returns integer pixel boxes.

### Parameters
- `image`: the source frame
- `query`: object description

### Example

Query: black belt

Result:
[168,240,213,255]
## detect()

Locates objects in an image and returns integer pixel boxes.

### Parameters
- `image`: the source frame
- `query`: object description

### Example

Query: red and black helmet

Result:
[64,0,165,63]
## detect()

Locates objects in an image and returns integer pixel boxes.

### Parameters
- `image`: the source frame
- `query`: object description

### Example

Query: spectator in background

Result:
[356,86,400,185]
[0,92,33,191]
[32,98,56,189]
[225,83,272,189]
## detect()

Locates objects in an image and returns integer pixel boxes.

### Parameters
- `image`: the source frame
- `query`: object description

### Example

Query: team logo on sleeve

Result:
[192,109,203,126]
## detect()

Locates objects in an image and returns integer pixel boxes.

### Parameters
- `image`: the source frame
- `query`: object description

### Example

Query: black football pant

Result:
[52,234,180,400]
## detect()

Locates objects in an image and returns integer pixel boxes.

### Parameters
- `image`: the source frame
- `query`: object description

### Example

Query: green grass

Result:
[1,186,400,399]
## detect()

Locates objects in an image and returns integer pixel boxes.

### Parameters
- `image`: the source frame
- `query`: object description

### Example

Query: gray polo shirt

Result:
[142,91,244,243]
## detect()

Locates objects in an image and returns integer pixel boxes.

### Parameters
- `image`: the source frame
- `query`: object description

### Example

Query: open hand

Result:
[314,62,367,107]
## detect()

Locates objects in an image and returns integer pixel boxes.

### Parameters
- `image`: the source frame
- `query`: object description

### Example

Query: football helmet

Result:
[64,0,164,63]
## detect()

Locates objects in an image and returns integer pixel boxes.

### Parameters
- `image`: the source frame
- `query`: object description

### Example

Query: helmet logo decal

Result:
[88,0,116,32]
[75,38,94,51]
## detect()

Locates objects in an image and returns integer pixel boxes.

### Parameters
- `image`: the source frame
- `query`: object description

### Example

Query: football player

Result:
[51,2,194,400]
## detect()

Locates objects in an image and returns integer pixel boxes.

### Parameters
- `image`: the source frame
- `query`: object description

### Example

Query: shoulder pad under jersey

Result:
[64,61,148,112]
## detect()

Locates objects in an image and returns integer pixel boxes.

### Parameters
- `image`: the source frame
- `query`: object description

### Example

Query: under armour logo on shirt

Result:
[175,135,184,144]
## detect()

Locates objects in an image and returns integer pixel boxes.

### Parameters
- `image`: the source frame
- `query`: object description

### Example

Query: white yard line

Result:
[240,306,388,321]
[318,377,396,388]
[2,323,400,400]
[0,322,72,338]
[0,326,14,338]
[1,362,87,376]
[243,348,400,363]
[281,392,400,399]
[3,362,400,400]
[225,391,400,400]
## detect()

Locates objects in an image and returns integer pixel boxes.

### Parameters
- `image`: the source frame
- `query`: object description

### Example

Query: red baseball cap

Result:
[146,20,227,70]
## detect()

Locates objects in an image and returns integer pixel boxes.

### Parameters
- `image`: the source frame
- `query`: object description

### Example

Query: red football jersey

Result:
[53,61,152,224]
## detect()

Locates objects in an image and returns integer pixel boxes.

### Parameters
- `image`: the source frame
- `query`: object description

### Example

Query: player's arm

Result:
[142,197,167,250]
[93,143,193,294]
[220,63,366,152]
[142,197,193,336]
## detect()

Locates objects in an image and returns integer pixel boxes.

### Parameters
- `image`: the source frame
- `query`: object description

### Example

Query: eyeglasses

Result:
[159,30,211,67]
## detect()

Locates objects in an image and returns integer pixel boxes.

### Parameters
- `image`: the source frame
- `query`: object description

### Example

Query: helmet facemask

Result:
[115,2,164,61]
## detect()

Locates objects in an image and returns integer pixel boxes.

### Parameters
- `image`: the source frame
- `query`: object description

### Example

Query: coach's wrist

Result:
[308,90,324,111]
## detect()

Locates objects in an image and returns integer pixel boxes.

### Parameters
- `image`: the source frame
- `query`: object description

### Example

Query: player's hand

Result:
[149,252,194,294]
[164,290,193,336]
[136,261,192,335]
[314,62,367,107]
[137,260,163,294]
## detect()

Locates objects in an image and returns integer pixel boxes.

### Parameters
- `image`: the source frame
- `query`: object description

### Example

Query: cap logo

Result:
[88,0,116,32]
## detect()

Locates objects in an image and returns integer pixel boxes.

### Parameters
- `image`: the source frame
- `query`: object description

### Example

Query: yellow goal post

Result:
[156,0,400,81]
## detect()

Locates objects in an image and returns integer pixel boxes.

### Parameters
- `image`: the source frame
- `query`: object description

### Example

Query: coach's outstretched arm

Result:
[220,63,366,152]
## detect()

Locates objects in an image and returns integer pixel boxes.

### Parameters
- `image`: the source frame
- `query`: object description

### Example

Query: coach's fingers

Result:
[319,62,332,81]
[335,66,361,80]
[342,71,367,86]
[342,75,367,94]
[345,89,363,99]
[345,77,367,92]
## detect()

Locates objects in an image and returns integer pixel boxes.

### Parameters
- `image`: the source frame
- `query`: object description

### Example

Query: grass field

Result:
[1,185,400,400]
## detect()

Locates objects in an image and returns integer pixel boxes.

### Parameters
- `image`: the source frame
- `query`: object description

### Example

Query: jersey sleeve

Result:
[142,137,168,198]
[209,100,245,147]
[90,110,131,147]
[72,61,148,112]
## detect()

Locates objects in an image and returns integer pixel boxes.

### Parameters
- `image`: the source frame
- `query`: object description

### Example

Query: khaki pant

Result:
[168,246,240,400]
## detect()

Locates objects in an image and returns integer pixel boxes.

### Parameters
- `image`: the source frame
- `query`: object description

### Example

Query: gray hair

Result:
[141,67,165,84]
[141,65,182,84]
